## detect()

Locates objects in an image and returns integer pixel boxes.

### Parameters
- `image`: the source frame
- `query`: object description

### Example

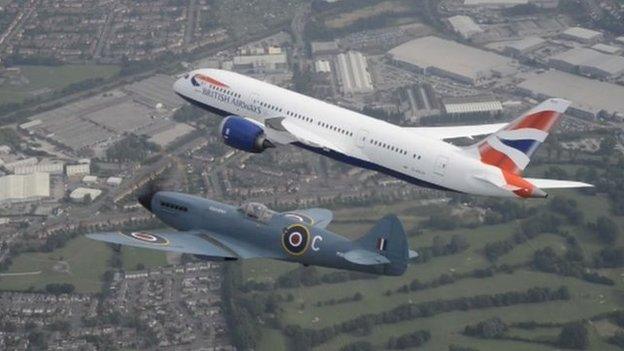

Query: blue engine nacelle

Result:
[219,116,274,153]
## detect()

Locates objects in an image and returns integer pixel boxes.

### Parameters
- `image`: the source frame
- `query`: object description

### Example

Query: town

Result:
[0,0,623,349]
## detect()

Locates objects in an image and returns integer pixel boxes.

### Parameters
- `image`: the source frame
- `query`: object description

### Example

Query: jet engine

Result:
[219,116,274,153]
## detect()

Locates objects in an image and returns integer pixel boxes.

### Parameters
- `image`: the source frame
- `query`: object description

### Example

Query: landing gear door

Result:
[434,155,449,176]
[356,129,369,148]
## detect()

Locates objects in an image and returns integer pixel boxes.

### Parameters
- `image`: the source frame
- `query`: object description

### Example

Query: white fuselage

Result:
[173,69,513,197]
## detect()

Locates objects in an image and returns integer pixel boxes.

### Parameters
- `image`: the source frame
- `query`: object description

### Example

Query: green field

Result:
[0,235,168,293]
[0,64,120,105]
[0,236,111,293]
[121,247,168,271]
[240,189,624,351]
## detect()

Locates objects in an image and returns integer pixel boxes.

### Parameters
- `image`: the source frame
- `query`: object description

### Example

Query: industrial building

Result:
[591,43,623,55]
[66,164,90,177]
[106,177,123,186]
[560,27,603,44]
[82,175,98,184]
[232,47,288,74]
[3,157,37,172]
[442,96,503,116]
[549,48,624,79]
[14,162,64,175]
[517,70,624,120]
[335,51,374,94]
[0,173,50,203]
[22,75,190,153]
[447,15,483,39]
[311,41,340,56]
[389,36,516,86]
[315,60,332,73]
[504,37,547,57]
[69,187,102,203]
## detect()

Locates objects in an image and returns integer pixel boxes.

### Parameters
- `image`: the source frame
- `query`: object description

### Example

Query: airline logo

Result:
[478,109,560,175]
[191,74,229,89]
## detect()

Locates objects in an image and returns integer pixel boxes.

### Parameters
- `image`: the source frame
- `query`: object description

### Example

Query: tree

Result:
[594,216,620,244]
[464,317,507,338]
[558,322,589,350]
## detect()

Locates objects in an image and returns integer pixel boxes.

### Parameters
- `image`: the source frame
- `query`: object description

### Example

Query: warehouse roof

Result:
[550,48,624,76]
[505,37,547,53]
[562,27,602,41]
[0,173,49,202]
[518,70,624,116]
[447,15,483,38]
[389,36,516,82]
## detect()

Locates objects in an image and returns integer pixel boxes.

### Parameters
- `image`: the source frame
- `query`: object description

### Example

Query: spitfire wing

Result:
[406,123,507,140]
[86,230,237,259]
[282,208,334,229]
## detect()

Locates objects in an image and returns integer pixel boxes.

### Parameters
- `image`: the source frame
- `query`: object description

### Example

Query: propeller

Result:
[136,173,181,211]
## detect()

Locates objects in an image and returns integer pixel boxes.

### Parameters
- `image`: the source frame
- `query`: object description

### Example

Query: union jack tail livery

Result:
[466,98,570,175]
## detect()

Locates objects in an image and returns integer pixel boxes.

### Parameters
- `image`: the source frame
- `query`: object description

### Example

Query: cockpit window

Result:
[238,202,276,223]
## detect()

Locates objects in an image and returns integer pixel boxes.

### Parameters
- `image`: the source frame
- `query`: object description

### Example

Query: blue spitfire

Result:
[87,191,417,276]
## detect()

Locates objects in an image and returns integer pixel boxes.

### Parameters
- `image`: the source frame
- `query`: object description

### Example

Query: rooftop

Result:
[389,36,516,82]
[505,37,547,52]
[562,27,602,40]
[550,48,624,76]
[0,173,50,202]
[447,15,483,38]
[518,70,624,116]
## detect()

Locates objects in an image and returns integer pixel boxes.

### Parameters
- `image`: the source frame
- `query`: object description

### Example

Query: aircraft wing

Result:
[264,117,347,154]
[86,230,237,259]
[525,178,594,189]
[406,123,507,140]
[282,208,334,229]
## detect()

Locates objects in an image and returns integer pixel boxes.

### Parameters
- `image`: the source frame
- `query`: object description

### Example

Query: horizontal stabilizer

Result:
[343,249,390,265]
[86,230,237,259]
[525,178,594,189]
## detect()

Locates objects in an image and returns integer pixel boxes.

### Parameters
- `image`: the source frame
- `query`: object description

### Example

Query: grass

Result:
[0,64,120,105]
[0,235,169,293]
[245,188,624,351]
[121,247,168,271]
[324,0,411,29]
[0,236,112,293]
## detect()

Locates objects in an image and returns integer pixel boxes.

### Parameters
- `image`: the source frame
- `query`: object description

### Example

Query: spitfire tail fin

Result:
[355,215,409,276]
[464,98,570,175]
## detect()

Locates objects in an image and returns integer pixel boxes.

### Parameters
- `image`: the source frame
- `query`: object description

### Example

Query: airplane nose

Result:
[138,190,156,211]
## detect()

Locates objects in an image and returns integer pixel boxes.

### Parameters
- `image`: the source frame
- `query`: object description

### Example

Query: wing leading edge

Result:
[406,123,507,140]
[86,230,237,259]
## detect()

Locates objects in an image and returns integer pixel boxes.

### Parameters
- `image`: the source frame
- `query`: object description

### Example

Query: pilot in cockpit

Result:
[238,202,276,223]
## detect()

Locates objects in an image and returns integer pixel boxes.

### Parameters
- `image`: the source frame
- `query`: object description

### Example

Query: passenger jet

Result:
[173,69,592,198]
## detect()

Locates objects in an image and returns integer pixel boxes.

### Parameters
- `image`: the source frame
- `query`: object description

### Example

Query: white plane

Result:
[173,69,592,198]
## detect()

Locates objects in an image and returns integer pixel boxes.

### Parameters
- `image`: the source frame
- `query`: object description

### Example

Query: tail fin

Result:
[465,98,570,174]
[355,215,408,276]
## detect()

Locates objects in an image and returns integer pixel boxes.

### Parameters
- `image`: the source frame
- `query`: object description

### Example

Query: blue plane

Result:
[87,190,417,276]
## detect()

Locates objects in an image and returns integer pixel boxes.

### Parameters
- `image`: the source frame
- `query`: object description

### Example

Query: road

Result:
[183,0,198,46]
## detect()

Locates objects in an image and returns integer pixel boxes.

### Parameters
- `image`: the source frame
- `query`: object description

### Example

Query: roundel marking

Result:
[282,224,310,256]
[123,231,169,245]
